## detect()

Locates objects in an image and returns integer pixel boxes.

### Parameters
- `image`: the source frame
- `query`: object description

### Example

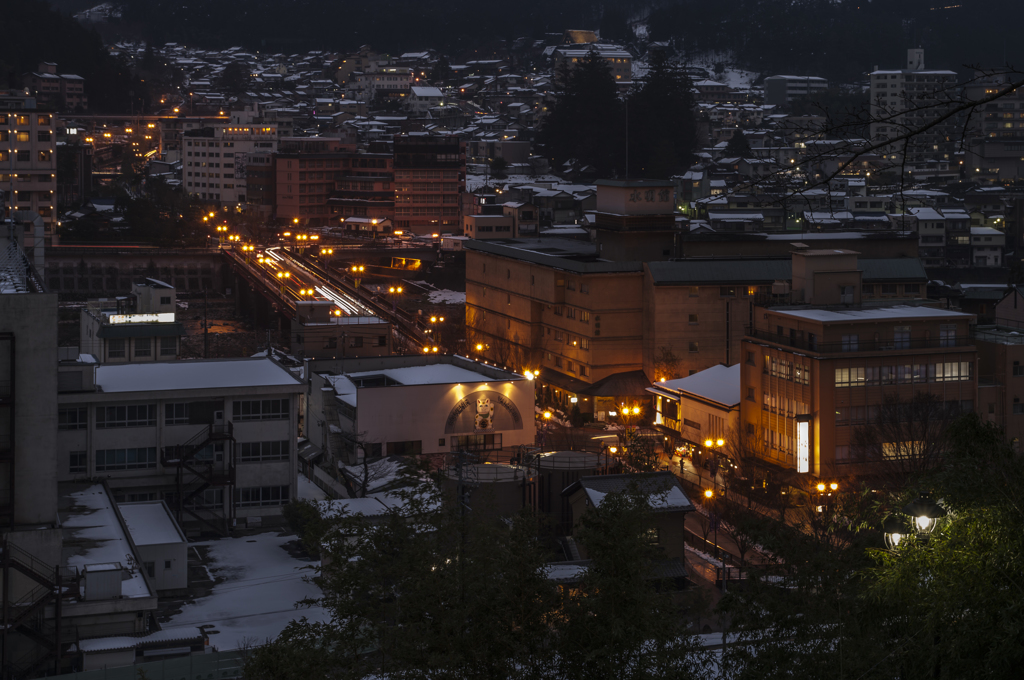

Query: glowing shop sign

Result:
[796,419,810,474]
[108,313,176,325]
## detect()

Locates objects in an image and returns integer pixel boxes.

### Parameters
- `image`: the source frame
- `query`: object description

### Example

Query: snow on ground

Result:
[298,473,327,501]
[718,67,759,90]
[428,289,466,305]
[164,533,326,650]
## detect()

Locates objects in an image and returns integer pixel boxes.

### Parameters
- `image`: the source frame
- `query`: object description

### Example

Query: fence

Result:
[49,650,245,680]
[312,466,348,499]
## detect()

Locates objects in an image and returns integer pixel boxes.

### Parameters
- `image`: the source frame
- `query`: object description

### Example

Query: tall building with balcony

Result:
[740,256,977,478]
[1,94,58,248]
[393,135,465,235]
[868,49,959,165]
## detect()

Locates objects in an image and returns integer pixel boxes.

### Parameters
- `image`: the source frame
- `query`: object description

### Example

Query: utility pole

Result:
[203,289,209,358]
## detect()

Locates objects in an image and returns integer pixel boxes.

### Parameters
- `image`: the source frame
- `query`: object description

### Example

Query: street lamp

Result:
[388,285,402,313]
[883,493,946,549]
[704,488,719,559]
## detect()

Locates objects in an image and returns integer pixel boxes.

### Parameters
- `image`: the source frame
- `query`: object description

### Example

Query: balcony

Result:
[745,326,974,353]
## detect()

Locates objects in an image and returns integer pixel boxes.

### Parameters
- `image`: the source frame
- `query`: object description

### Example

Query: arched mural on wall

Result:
[444,390,524,434]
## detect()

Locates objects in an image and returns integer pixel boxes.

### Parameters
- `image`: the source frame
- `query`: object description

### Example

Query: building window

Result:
[881,284,898,295]
[160,337,177,356]
[238,441,289,463]
[689,314,699,325]
[581,338,590,350]
[69,451,87,473]
[939,324,956,348]
[165,403,189,425]
[58,407,88,430]
[135,337,152,358]
[450,433,502,451]
[893,326,910,350]
[385,440,423,456]
[689,342,699,353]
[95,447,158,471]
[719,286,735,297]
[841,335,859,352]
[236,486,290,507]
[96,404,157,428]
[747,387,755,401]
[555,356,563,368]
[580,310,590,322]
[233,399,289,421]
[108,339,126,358]
[904,284,920,294]
[746,351,755,366]
[553,306,563,316]
[160,296,171,305]
[579,365,589,377]
[688,287,699,297]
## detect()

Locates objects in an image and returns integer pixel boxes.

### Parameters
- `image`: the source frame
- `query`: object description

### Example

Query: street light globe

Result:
[901,494,946,538]
[817,483,826,493]
[704,439,714,448]
[883,515,910,551]
[704,489,714,499]
[543,411,552,419]
[716,438,725,447]
[830,483,839,491]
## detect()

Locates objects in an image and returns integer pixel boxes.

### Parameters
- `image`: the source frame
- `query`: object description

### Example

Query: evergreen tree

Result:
[539,52,625,177]
[626,53,697,178]
[724,130,752,158]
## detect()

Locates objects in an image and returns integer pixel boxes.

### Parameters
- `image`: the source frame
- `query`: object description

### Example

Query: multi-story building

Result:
[182,121,278,206]
[889,206,972,268]
[467,239,931,418]
[1,93,58,247]
[78,280,184,363]
[290,301,392,359]
[56,357,304,532]
[552,44,632,86]
[869,49,959,164]
[975,325,1024,449]
[971,226,1005,267]
[393,135,465,234]
[22,62,87,111]
[741,276,977,477]
[273,137,394,227]
[763,75,828,107]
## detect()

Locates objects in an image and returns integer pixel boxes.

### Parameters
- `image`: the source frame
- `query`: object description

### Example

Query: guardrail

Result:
[47,650,245,680]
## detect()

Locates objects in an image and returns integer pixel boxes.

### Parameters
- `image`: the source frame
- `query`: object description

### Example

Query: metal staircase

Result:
[0,540,80,679]
[162,422,236,535]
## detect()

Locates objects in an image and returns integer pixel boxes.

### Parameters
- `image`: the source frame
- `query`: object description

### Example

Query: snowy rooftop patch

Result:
[74,625,204,653]
[652,364,741,407]
[61,485,152,598]
[775,305,972,323]
[96,358,302,393]
[118,501,185,547]
[427,289,466,305]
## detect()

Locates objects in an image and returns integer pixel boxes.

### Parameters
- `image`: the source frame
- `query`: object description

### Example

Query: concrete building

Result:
[1,95,59,247]
[463,213,514,239]
[869,50,959,164]
[56,357,304,532]
[552,44,632,86]
[118,501,188,593]
[763,75,828,107]
[78,279,183,364]
[408,86,444,113]
[182,108,278,207]
[22,63,88,111]
[741,302,976,478]
[306,355,535,468]
[393,135,465,235]
[971,226,1004,267]
[591,179,678,261]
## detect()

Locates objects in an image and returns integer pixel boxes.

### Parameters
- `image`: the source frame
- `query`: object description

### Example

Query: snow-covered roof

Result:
[74,626,204,653]
[773,305,972,323]
[347,364,500,386]
[119,501,186,547]
[62,485,152,598]
[95,358,302,393]
[652,364,741,407]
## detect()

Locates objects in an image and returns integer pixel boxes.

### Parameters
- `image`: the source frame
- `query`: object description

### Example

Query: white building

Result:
[182,106,278,206]
[118,500,188,593]
[971,226,1004,267]
[869,49,958,163]
[79,279,183,364]
[408,86,444,113]
[57,358,304,532]
[306,355,536,467]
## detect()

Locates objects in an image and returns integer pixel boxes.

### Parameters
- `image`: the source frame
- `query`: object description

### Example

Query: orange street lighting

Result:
[704,489,714,499]
[716,438,725,447]
[543,411,552,419]
[830,482,839,491]
[817,483,826,493]
[283,231,291,237]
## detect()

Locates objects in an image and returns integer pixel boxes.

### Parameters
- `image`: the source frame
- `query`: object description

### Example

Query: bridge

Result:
[223,246,435,352]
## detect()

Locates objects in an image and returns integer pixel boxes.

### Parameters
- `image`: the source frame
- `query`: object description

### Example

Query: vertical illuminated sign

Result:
[796,419,810,473]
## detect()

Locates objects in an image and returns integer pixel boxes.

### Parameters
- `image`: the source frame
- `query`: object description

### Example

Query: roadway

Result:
[223,246,433,353]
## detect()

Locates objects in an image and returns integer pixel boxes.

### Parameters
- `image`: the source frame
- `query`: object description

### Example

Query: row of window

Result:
[547,352,590,377]
[238,440,290,463]
[61,399,289,429]
[551,329,590,349]
[834,362,973,387]
[108,337,176,359]
[0,131,50,142]
[0,150,52,163]
[761,394,811,417]
[762,355,812,385]
[95,447,158,471]
[0,114,52,126]
[552,306,591,322]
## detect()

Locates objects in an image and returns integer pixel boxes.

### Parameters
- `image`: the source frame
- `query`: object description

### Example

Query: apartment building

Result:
[975,325,1024,449]
[763,75,828,107]
[183,121,278,206]
[290,300,391,359]
[78,280,183,364]
[273,137,394,226]
[889,206,972,267]
[56,358,304,532]
[393,135,465,234]
[869,49,959,164]
[1,94,59,247]
[23,62,87,111]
